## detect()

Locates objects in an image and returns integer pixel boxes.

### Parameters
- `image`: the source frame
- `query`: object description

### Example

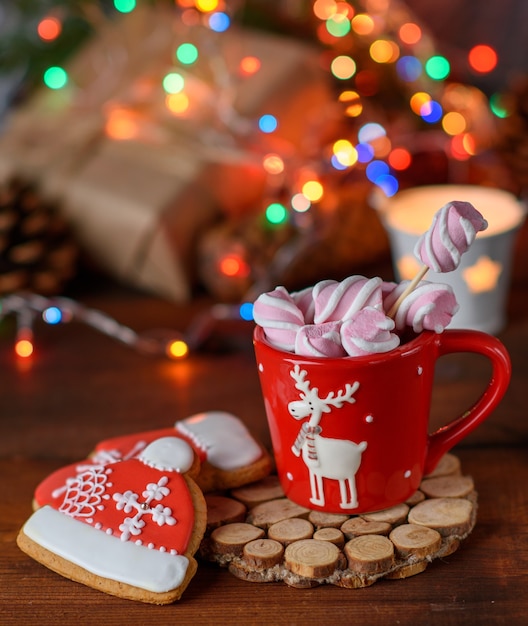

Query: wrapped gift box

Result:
[0,6,332,301]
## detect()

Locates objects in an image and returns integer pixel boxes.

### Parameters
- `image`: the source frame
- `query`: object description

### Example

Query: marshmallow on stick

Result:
[387,201,488,319]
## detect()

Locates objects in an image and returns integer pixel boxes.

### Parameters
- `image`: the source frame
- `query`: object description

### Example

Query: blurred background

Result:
[0,0,526,311]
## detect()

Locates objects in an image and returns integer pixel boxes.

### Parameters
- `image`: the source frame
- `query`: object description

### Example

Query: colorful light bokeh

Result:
[166,339,189,359]
[219,254,250,278]
[176,43,199,65]
[468,44,498,73]
[265,202,288,225]
[258,114,278,133]
[114,0,136,13]
[37,17,62,41]
[240,56,261,76]
[15,338,34,358]
[43,66,68,89]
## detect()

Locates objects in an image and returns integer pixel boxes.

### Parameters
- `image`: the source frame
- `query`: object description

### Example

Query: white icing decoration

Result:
[58,466,109,519]
[286,472,294,481]
[404,470,412,478]
[113,475,177,541]
[259,363,264,372]
[417,366,423,375]
[23,507,189,593]
[175,411,262,471]
[365,415,374,423]
[138,437,194,473]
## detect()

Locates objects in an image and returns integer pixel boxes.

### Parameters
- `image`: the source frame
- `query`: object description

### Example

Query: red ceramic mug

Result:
[254,326,511,515]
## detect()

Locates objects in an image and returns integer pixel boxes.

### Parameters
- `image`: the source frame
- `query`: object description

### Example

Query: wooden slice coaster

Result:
[268,518,314,546]
[344,535,395,575]
[389,524,442,559]
[205,495,247,531]
[419,475,474,499]
[384,561,428,580]
[200,453,478,589]
[361,503,410,526]
[285,539,341,579]
[407,497,474,537]
[312,527,345,548]
[230,476,284,508]
[243,539,284,569]
[247,498,311,529]
[210,523,265,557]
[425,453,461,478]
[308,510,350,529]
[341,517,391,539]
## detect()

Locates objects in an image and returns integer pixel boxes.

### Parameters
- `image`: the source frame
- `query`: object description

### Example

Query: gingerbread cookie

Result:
[34,411,272,510]
[17,437,207,604]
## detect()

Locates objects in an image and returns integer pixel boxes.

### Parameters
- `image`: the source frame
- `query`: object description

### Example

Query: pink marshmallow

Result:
[384,280,459,333]
[312,276,383,324]
[291,286,315,324]
[295,321,347,358]
[340,307,400,356]
[253,286,304,351]
[414,201,488,273]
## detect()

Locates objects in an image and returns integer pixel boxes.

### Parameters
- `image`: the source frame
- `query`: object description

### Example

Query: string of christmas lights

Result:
[0,292,255,361]
[18,0,508,208]
[1,1,512,316]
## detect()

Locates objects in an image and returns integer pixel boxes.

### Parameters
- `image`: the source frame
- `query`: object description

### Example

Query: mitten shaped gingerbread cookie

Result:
[33,411,272,511]
[17,437,206,604]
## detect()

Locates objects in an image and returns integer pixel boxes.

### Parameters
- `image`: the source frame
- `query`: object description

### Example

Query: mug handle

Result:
[425,329,511,474]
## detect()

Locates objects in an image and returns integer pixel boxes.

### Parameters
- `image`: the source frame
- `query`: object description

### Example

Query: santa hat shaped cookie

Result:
[17,437,207,604]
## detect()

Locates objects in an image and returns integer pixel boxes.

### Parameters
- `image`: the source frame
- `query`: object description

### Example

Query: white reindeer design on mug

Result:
[288,364,366,510]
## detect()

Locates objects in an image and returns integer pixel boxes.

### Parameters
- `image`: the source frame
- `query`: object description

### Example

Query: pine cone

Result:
[0,178,78,295]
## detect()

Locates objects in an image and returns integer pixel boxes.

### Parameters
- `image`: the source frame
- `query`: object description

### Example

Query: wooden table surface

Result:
[2,224,528,625]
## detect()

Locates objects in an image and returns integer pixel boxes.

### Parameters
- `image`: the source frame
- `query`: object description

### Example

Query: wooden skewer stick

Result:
[387,265,429,319]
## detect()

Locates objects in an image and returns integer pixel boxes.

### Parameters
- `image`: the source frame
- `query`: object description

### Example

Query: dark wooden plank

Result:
[2,447,527,625]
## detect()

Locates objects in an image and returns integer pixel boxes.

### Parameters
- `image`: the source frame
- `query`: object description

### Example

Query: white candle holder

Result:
[376,185,526,334]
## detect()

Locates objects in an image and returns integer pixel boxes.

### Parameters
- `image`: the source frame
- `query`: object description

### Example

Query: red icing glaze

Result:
[34,427,207,509]
[51,457,195,555]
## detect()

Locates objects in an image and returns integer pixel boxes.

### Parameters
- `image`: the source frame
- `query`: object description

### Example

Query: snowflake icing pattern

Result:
[112,475,177,541]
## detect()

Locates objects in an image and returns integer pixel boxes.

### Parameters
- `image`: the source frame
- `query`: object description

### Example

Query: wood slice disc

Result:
[419,475,475,499]
[384,560,428,580]
[243,539,284,569]
[407,498,473,537]
[344,535,395,575]
[312,527,345,548]
[389,523,442,559]
[308,510,350,529]
[268,518,314,546]
[228,562,270,583]
[405,490,425,506]
[285,539,341,579]
[425,453,461,478]
[231,476,285,507]
[361,502,409,525]
[333,571,376,589]
[205,495,247,530]
[210,523,265,557]
[439,537,461,557]
[283,572,322,589]
[247,498,310,529]
[340,517,391,539]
